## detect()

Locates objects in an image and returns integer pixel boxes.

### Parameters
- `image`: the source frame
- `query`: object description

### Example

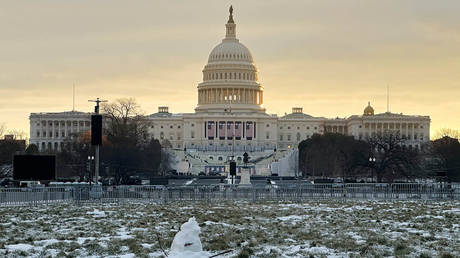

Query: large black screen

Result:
[13,155,56,180]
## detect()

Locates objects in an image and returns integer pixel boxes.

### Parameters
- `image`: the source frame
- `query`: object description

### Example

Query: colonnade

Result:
[198,88,263,105]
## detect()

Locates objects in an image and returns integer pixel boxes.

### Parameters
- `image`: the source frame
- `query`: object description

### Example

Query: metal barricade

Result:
[0,183,458,206]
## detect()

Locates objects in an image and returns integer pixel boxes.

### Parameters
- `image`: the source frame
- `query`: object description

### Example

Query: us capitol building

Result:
[29,7,430,175]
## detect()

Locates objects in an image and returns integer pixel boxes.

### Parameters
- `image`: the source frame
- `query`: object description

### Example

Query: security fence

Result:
[0,187,74,207]
[0,183,459,206]
[97,183,460,202]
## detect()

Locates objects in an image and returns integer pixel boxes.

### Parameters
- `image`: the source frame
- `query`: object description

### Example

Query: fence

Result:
[98,183,460,202]
[0,183,459,206]
[0,187,74,207]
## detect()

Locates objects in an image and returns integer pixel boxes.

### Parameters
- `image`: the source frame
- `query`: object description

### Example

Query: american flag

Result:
[219,122,226,139]
[227,122,234,139]
[235,122,242,139]
[207,121,215,138]
[246,122,253,139]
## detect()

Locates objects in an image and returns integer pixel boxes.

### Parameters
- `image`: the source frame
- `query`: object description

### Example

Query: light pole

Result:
[88,156,94,185]
[369,156,376,183]
[88,97,107,185]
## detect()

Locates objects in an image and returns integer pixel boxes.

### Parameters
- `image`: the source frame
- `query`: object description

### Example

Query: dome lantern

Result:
[225,5,236,39]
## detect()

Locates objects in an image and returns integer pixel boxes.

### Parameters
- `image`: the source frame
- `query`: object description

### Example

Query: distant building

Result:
[29,7,430,174]
[29,111,91,151]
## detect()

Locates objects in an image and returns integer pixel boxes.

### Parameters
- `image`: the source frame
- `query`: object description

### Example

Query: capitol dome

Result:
[195,6,265,114]
[208,40,253,63]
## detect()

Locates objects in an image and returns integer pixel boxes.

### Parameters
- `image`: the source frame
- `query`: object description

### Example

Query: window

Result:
[62,131,65,137]
[178,125,181,129]
[297,127,300,130]
[266,124,269,127]
[296,133,301,141]
[170,125,173,129]
[287,135,291,141]
[161,126,163,129]
[191,131,195,139]
[307,127,310,130]
[191,124,194,127]
[266,132,270,139]
[55,132,59,137]
[288,126,291,130]
[314,127,317,130]
[280,135,283,141]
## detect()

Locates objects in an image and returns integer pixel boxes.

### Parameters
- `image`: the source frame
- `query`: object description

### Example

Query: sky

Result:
[0,0,459,139]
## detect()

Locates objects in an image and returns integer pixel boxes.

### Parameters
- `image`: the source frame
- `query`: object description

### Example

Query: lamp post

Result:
[369,156,376,183]
[88,156,94,185]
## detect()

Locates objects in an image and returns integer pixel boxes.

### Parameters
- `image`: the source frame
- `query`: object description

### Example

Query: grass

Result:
[0,200,458,257]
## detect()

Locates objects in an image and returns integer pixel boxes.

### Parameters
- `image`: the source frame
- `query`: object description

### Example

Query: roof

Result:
[280,112,315,120]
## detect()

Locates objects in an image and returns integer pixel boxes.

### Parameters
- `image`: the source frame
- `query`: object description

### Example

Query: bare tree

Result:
[435,128,460,140]
[7,129,27,140]
[368,131,421,182]
[102,97,143,124]
[102,98,150,143]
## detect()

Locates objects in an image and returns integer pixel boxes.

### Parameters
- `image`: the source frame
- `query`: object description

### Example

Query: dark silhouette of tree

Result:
[100,98,161,183]
[299,133,369,179]
[432,136,460,182]
[0,137,26,165]
[368,132,421,182]
[25,144,39,155]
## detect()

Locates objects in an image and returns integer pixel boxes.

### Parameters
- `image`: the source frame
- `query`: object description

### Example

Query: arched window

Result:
[239,73,241,79]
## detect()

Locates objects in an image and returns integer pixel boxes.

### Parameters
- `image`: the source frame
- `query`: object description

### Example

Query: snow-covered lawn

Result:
[0,200,458,257]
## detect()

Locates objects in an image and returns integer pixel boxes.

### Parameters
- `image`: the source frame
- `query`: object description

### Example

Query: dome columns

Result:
[198,88,263,105]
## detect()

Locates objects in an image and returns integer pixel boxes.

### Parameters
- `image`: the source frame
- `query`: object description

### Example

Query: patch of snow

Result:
[87,209,106,218]
[5,243,35,251]
[278,215,304,221]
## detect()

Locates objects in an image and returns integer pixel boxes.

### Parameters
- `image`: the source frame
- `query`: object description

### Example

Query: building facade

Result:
[29,111,92,151]
[29,8,430,174]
